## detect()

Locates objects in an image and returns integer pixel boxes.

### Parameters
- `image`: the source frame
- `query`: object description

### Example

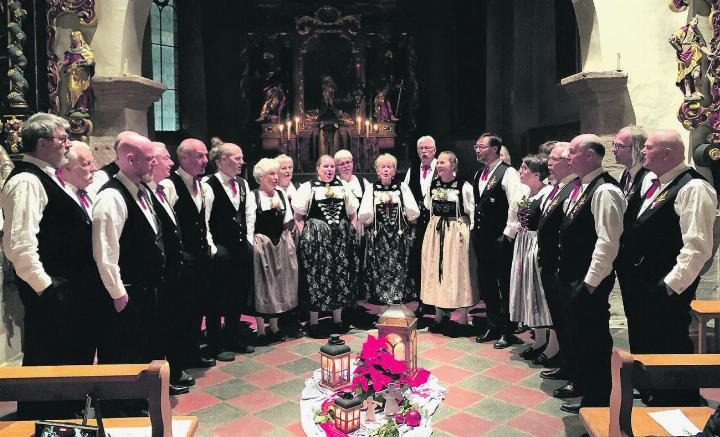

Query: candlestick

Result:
[616,52,621,72]
[287,121,292,140]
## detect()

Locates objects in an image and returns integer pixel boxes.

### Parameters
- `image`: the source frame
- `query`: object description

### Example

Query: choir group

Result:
[2,112,717,419]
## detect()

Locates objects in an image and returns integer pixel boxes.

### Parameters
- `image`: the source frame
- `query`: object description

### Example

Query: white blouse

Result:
[358,182,420,225]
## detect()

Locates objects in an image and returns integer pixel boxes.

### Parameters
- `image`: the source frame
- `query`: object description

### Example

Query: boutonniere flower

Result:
[486,175,498,190]
[435,188,449,202]
[325,186,336,199]
[651,191,668,209]
[271,198,282,210]
[571,195,587,216]
[517,196,530,209]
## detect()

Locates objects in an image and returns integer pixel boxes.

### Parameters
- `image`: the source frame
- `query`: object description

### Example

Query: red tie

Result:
[569,179,582,201]
[422,165,430,179]
[546,184,560,203]
[230,177,238,197]
[192,177,201,195]
[55,168,65,187]
[480,166,490,181]
[155,185,166,203]
[645,178,660,200]
[76,189,90,209]
[137,189,148,210]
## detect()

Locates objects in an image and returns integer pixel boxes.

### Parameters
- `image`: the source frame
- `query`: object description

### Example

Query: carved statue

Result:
[669,16,713,101]
[255,52,286,122]
[322,75,337,109]
[6,0,28,109]
[62,31,95,118]
[374,82,399,122]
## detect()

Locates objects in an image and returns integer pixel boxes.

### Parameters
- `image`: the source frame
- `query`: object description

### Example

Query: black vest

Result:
[169,172,210,259]
[622,169,706,285]
[5,161,94,285]
[429,178,467,218]
[537,179,578,271]
[472,162,510,236]
[206,174,248,252]
[150,188,184,280]
[617,169,649,273]
[101,161,120,179]
[101,178,166,288]
[253,189,287,245]
[558,172,619,282]
[406,163,435,221]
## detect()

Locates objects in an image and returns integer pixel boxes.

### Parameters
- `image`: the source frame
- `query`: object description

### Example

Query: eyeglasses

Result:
[548,156,567,162]
[48,136,70,143]
[612,142,629,149]
[473,144,490,150]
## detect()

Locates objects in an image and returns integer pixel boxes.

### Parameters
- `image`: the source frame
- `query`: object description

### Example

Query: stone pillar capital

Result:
[560,71,629,136]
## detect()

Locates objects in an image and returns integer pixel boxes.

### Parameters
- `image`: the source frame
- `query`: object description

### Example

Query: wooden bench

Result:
[580,350,720,437]
[0,360,198,437]
[691,300,720,353]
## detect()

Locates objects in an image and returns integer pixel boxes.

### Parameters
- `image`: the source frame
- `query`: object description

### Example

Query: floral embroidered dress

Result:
[251,189,298,315]
[358,179,420,304]
[509,185,554,327]
[420,177,479,309]
[292,178,359,311]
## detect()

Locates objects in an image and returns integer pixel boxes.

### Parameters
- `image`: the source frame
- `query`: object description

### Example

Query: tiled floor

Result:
[1,302,719,437]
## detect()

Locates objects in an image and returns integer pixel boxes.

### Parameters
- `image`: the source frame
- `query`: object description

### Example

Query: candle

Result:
[287,121,292,140]
[278,123,284,137]
[616,52,621,71]
[294,116,300,134]
[365,120,370,138]
[356,116,361,134]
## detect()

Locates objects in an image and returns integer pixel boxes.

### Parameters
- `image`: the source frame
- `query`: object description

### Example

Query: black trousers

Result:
[558,274,614,407]
[408,210,430,299]
[540,268,569,370]
[473,232,514,335]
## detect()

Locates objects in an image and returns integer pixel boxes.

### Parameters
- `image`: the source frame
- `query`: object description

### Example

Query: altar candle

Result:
[278,123,284,137]
[365,120,370,138]
[356,116,361,133]
[374,124,379,136]
[287,121,292,139]
[294,116,300,134]
[616,52,621,71]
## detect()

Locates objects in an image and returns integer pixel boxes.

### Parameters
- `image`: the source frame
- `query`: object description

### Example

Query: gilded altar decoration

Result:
[3,116,23,153]
[255,52,286,122]
[7,0,29,109]
[62,31,95,118]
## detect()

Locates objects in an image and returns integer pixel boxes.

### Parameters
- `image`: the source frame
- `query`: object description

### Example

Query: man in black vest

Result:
[536,143,581,391]
[404,135,437,317]
[557,134,626,414]
[472,133,525,349]
[205,142,257,350]
[612,125,654,355]
[1,113,90,418]
[93,132,166,368]
[622,129,716,406]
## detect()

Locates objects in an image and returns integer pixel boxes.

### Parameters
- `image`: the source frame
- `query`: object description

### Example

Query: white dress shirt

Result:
[1,155,71,293]
[149,180,177,226]
[546,173,578,214]
[358,181,420,225]
[570,167,627,288]
[475,158,525,238]
[165,168,217,255]
[206,172,256,243]
[637,163,717,293]
[292,181,359,217]
[403,158,437,198]
[87,167,110,196]
[92,172,160,299]
[277,183,297,204]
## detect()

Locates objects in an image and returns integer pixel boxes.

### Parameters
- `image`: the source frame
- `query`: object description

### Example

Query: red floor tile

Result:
[476,345,516,362]
[421,334,451,345]
[212,414,276,437]
[506,410,565,437]
[430,364,474,385]
[482,363,535,383]
[422,346,466,363]
[226,389,286,414]
[254,348,302,366]
[435,411,497,436]
[171,390,221,415]
[443,385,485,409]
[192,367,234,389]
[242,367,295,388]
[494,385,548,408]
[285,421,306,437]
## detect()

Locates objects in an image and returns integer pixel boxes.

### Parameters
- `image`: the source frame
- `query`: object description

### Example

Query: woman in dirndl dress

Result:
[292,155,359,338]
[420,151,479,335]
[508,154,558,363]
[358,153,420,304]
[250,158,300,345]
[276,154,298,207]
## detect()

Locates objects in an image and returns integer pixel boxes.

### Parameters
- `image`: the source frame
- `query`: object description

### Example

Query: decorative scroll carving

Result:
[46,0,97,115]
[295,5,361,37]
[7,0,28,109]
[3,116,23,153]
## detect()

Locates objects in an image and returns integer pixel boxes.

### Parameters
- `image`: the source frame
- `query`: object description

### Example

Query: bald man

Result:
[92,132,167,366]
[88,130,134,193]
[621,129,716,406]
[557,134,626,413]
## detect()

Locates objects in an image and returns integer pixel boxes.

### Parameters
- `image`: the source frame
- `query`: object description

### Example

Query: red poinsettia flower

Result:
[320,396,336,415]
[401,368,431,388]
[367,366,393,392]
[350,374,369,392]
[378,352,407,375]
[320,420,346,437]
[359,334,389,363]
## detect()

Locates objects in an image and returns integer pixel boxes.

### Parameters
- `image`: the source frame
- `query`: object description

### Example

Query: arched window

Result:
[151,0,179,131]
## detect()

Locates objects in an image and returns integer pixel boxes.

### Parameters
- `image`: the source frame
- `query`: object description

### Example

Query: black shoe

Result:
[534,353,563,368]
[284,326,304,339]
[514,323,530,334]
[305,324,327,339]
[190,356,216,368]
[215,351,236,361]
[560,402,581,414]
[475,329,501,343]
[553,382,582,399]
[540,368,569,380]
[333,321,351,334]
[233,343,255,354]
[519,344,546,361]
[257,331,285,346]
[169,384,190,396]
[428,319,451,334]
[171,370,195,387]
[494,334,521,349]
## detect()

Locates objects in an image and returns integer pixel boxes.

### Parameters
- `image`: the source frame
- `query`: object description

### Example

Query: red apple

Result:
[405,409,421,427]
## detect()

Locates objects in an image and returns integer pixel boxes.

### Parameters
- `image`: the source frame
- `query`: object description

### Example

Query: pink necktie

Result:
[55,168,65,187]
[137,189,148,210]
[480,166,490,181]
[569,179,582,201]
[192,177,201,195]
[645,178,660,200]
[76,189,90,209]
[229,177,238,197]
[546,184,560,203]
[155,185,166,203]
[422,165,430,179]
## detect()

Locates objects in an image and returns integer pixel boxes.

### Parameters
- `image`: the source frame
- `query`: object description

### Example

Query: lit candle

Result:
[294,116,300,134]
[278,123,284,138]
[287,121,292,140]
[356,116,361,134]
[374,124,379,136]
[365,120,370,138]
[616,52,621,71]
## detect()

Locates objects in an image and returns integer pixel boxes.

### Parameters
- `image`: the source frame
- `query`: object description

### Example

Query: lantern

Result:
[377,301,417,375]
[319,334,351,389]
[333,393,362,433]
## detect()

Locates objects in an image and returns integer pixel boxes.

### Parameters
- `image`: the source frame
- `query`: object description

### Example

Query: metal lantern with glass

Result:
[333,392,362,433]
[319,334,352,389]
[376,301,417,376]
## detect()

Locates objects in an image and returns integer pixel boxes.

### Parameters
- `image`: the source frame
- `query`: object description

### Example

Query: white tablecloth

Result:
[300,368,446,437]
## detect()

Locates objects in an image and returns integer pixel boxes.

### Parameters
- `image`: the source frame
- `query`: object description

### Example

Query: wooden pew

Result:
[580,350,720,437]
[0,360,198,437]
